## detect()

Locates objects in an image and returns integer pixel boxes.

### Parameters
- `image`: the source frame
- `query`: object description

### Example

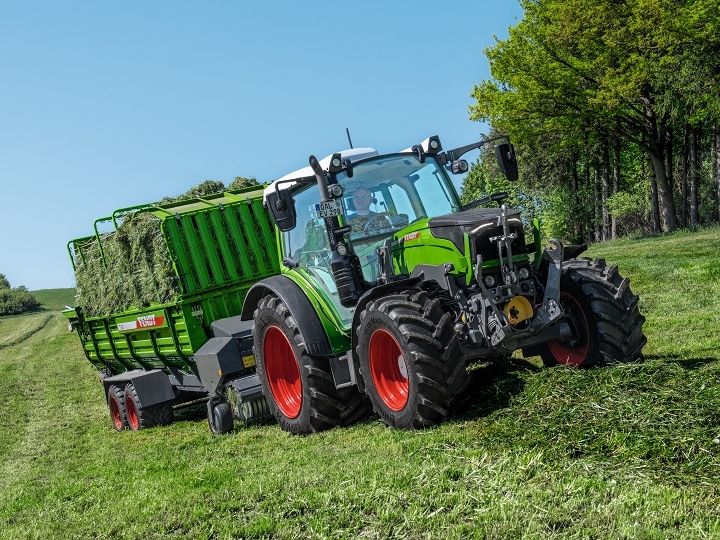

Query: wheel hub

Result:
[263,326,303,419]
[548,291,590,366]
[368,329,409,411]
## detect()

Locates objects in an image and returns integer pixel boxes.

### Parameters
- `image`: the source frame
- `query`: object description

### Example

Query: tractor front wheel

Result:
[253,294,368,435]
[538,258,646,367]
[356,289,469,429]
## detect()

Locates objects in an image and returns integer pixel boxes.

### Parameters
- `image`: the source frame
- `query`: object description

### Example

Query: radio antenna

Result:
[346,128,354,149]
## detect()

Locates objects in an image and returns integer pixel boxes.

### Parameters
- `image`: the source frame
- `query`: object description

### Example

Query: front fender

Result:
[241,275,333,356]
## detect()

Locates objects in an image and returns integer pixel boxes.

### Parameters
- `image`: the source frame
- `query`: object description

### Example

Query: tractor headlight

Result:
[518,267,530,279]
[484,275,496,287]
[329,184,344,198]
[329,153,343,173]
[336,243,348,256]
[421,135,442,154]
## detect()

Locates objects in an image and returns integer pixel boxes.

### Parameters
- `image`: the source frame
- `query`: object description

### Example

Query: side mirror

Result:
[451,159,469,174]
[266,188,296,232]
[494,143,518,181]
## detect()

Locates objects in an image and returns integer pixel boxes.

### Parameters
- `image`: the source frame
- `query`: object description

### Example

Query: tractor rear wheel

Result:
[356,289,469,429]
[123,383,175,430]
[107,384,127,431]
[253,294,368,435]
[538,258,646,367]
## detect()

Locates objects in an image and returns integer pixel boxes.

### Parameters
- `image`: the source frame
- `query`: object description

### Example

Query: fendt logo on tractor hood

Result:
[116,312,167,332]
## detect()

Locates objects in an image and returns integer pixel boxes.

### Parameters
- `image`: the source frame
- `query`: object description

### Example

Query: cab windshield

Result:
[282,154,460,325]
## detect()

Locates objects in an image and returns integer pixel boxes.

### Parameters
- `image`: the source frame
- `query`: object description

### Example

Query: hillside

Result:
[30,287,77,312]
[1,229,719,538]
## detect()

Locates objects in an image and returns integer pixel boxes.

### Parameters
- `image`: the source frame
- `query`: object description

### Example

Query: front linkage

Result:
[409,203,568,359]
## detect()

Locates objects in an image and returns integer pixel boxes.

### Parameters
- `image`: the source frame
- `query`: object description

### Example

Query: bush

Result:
[0,274,40,315]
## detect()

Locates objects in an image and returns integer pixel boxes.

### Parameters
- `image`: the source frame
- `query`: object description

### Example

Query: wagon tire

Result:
[107,384,127,431]
[123,383,174,430]
[538,258,646,367]
[253,294,369,435]
[356,289,469,429]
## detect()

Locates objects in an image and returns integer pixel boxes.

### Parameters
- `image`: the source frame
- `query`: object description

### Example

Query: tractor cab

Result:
[265,139,473,328]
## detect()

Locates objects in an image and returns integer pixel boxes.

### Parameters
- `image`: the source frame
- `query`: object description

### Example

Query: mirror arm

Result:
[442,134,510,163]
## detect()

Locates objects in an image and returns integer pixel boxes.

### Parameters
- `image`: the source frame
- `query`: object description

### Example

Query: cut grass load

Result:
[71,179,257,318]
[1,227,720,538]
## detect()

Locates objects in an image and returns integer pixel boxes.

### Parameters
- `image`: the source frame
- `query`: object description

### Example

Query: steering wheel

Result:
[363,214,392,233]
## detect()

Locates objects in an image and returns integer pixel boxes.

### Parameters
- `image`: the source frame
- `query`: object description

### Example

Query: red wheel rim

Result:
[369,329,409,411]
[126,395,139,430]
[548,291,590,366]
[263,326,302,419]
[109,394,123,430]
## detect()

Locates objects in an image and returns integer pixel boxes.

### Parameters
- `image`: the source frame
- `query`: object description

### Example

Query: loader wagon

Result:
[64,184,281,432]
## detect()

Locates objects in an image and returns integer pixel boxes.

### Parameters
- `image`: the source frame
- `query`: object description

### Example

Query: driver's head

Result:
[352,187,373,215]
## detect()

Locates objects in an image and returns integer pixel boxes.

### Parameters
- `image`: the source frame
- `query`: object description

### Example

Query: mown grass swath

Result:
[1,227,720,538]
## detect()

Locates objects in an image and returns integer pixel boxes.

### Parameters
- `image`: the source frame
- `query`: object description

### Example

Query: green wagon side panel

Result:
[209,210,240,281]
[236,203,269,273]
[163,218,198,294]
[194,213,226,284]
[250,198,280,270]
[70,185,282,376]
[180,215,212,289]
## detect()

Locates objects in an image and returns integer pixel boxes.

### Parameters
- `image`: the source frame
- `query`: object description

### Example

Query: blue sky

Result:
[0,1,523,291]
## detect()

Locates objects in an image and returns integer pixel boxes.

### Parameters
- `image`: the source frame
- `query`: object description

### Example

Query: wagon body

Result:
[64,185,280,382]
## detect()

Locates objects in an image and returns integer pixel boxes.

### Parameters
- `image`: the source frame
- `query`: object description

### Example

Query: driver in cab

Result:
[349,187,375,218]
[347,187,377,236]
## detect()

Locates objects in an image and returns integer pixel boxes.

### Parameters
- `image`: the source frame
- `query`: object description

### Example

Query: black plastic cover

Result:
[103,369,176,408]
[429,208,525,261]
[195,337,247,393]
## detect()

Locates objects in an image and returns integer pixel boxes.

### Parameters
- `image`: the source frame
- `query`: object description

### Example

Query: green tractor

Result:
[243,134,646,433]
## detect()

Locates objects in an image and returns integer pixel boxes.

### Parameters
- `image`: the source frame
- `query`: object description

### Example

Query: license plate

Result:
[315,200,344,218]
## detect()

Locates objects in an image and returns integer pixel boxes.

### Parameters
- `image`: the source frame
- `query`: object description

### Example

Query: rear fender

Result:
[102,369,176,408]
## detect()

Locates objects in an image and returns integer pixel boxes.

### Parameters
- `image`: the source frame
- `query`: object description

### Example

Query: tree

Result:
[228,176,259,190]
[471,0,720,235]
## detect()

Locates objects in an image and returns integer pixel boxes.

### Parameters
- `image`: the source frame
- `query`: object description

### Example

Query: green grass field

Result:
[1,229,719,539]
[30,287,77,311]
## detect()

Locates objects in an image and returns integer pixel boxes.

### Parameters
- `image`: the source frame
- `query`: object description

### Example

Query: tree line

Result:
[465,0,720,243]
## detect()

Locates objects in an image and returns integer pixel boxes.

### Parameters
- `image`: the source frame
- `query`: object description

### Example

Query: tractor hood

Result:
[429,207,526,262]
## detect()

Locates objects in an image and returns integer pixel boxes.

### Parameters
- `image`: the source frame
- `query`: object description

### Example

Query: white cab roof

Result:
[264,147,378,200]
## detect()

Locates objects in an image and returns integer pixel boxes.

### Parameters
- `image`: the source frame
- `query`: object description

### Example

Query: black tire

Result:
[538,258,646,367]
[107,384,127,431]
[253,294,368,435]
[208,401,234,435]
[123,383,175,431]
[356,289,469,429]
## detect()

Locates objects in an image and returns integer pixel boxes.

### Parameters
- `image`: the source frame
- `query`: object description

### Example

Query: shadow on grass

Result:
[643,354,719,370]
[452,357,535,422]
[173,400,279,428]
